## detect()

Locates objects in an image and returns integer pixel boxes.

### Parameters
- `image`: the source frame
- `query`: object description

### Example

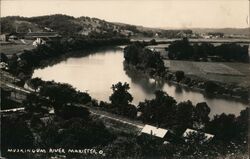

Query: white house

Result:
[8,35,18,41]
[141,124,168,138]
[33,38,46,47]
[183,128,214,141]
[0,62,8,69]
[0,34,7,41]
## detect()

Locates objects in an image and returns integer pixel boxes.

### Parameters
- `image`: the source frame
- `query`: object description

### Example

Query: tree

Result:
[123,43,143,65]
[30,77,44,91]
[124,43,165,73]
[8,53,18,74]
[138,90,177,127]
[59,118,114,148]
[110,82,133,106]
[206,113,238,142]
[56,104,90,120]
[39,82,77,108]
[175,71,185,82]
[23,93,51,113]
[168,38,194,60]
[175,100,194,131]
[204,81,219,94]
[149,39,157,45]
[0,53,8,62]
[236,108,249,142]
[193,102,210,128]
[109,82,137,118]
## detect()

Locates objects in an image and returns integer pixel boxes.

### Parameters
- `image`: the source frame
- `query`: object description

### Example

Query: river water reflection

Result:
[32,47,248,117]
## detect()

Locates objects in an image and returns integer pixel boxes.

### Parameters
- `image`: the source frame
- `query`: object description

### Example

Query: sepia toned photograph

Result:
[0,0,249,158]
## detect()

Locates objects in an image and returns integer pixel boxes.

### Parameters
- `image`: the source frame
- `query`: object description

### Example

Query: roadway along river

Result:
[32,47,248,118]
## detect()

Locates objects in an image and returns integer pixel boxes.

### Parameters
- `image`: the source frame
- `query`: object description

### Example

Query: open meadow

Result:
[0,40,35,56]
[165,60,250,87]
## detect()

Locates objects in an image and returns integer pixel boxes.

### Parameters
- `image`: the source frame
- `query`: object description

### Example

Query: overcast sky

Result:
[1,0,249,28]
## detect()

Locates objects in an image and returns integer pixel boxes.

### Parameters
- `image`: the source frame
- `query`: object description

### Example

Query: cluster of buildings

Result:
[140,124,214,144]
[0,31,61,47]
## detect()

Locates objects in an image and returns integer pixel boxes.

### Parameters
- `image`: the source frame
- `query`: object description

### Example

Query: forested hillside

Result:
[1,14,192,38]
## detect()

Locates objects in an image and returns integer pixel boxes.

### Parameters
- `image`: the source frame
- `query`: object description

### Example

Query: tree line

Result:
[168,38,249,63]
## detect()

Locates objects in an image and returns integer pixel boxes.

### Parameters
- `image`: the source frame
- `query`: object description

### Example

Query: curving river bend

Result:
[32,47,248,118]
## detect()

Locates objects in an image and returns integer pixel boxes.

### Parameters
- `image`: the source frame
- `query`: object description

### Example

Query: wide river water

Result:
[32,47,248,118]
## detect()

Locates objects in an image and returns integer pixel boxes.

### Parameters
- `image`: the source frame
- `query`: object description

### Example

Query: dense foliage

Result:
[27,78,91,109]
[124,43,165,74]
[108,82,137,118]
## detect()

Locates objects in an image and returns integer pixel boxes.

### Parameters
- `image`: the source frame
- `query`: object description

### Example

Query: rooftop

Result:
[141,124,168,138]
[183,128,214,141]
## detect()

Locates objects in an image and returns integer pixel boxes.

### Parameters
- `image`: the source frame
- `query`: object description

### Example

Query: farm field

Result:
[0,40,35,56]
[164,60,250,87]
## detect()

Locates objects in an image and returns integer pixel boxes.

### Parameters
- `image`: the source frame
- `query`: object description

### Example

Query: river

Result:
[32,47,248,118]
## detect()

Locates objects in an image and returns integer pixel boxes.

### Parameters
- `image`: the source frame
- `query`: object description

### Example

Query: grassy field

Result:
[164,60,250,87]
[0,40,35,56]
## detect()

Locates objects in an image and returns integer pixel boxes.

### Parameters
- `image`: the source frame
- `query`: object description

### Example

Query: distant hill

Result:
[5,14,247,39]
[192,28,250,36]
[1,14,193,38]
[1,14,141,37]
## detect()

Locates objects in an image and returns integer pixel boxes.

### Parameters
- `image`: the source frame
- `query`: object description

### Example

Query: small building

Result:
[0,34,7,41]
[80,29,91,36]
[183,128,214,141]
[0,62,8,70]
[141,124,168,138]
[49,109,55,115]
[33,38,46,46]
[8,35,18,41]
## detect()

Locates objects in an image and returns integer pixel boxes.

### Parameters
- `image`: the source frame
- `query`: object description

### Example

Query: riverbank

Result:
[123,43,249,103]
[123,62,250,105]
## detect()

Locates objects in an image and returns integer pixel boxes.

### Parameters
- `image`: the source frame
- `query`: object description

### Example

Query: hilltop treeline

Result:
[168,38,249,62]
[1,15,127,36]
